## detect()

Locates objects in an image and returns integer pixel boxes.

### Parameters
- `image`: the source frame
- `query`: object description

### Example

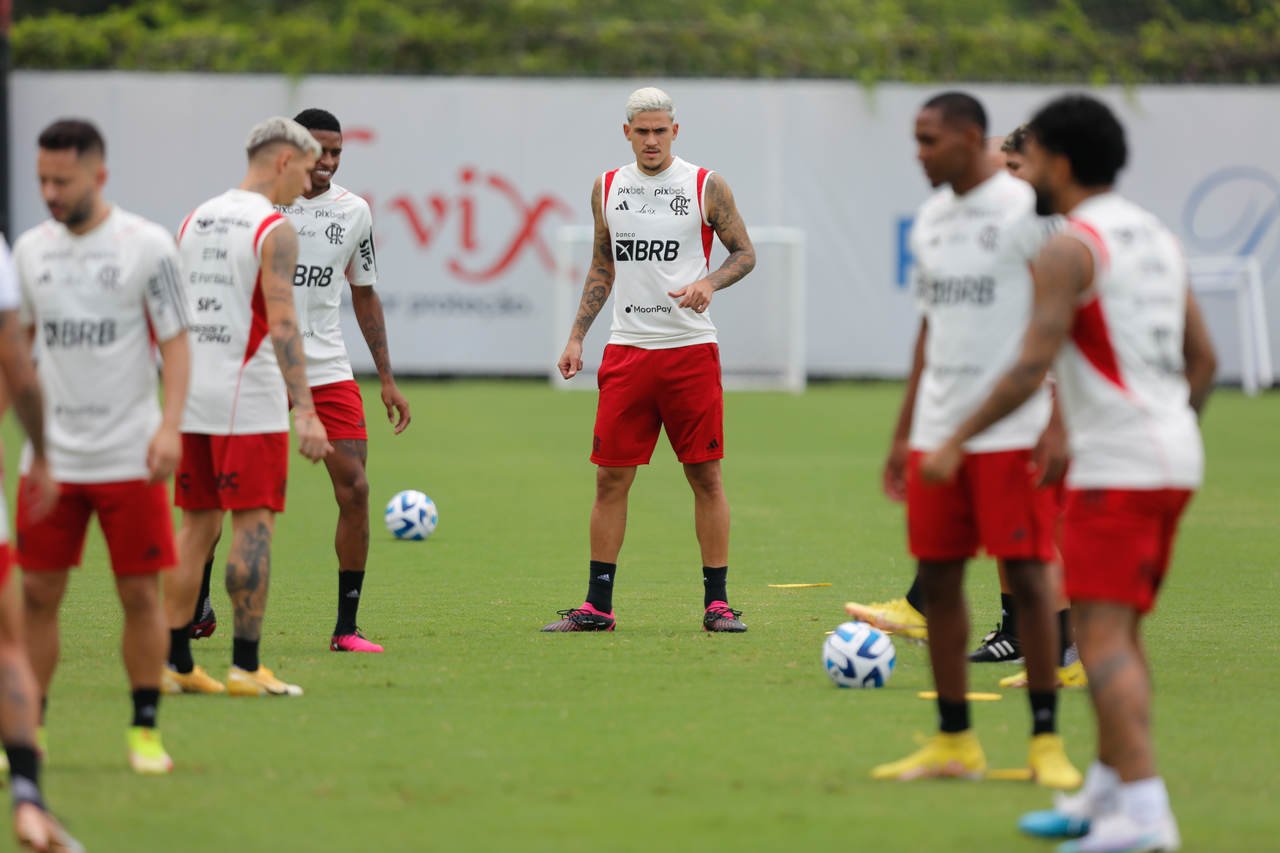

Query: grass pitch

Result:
[8,381,1278,851]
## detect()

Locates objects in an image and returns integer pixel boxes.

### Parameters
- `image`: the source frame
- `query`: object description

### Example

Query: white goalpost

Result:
[1188,255,1274,396]
[551,226,807,392]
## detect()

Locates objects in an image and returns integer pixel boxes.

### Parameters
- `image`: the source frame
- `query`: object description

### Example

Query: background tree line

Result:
[11,0,1280,82]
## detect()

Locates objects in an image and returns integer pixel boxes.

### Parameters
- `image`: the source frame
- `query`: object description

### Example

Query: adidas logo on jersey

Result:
[615,201,630,211]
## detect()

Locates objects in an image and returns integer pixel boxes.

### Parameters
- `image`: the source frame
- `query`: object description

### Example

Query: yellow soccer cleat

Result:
[163,664,226,695]
[871,731,987,781]
[844,597,928,642]
[1028,733,1082,790]
[127,726,174,775]
[998,661,1090,689]
[227,665,304,697]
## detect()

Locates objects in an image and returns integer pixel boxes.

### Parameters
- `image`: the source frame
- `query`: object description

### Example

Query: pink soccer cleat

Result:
[330,628,384,653]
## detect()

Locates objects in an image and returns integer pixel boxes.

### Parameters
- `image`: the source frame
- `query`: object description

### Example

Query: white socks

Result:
[1119,776,1173,825]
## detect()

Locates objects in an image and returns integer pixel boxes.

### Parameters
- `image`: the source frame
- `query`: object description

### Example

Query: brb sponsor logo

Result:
[614,237,680,262]
[294,265,335,288]
[43,319,117,348]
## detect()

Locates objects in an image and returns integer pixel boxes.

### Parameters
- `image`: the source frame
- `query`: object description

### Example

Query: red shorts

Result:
[17,480,176,575]
[0,543,11,593]
[591,343,724,466]
[1061,488,1193,614]
[311,380,367,442]
[176,433,289,512]
[906,449,1058,563]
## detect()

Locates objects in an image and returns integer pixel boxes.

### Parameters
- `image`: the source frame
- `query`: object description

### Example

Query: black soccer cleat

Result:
[189,597,217,640]
[969,623,1022,663]
[703,601,747,633]
[540,603,616,632]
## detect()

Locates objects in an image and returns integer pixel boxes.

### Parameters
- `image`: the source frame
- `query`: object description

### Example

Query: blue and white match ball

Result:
[823,621,896,688]
[384,490,438,541]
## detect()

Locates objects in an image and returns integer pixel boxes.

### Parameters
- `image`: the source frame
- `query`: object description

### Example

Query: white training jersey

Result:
[602,156,718,349]
[177,189,290,435]
[908,171,1057,452]
[11,208,188,483]
[1054,193,1203,489]
[0,235,18,544]
[277,183,377,386]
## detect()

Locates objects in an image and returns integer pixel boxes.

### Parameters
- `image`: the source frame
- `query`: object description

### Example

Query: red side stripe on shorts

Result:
[696,168,713,267]
[243,271,270,367]
[1071,296,1127,392]
[252,212,286,258]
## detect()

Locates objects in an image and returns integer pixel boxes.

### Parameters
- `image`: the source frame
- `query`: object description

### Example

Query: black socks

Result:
[702,566,728,607]
[586,561,616,613]
[1030,690,1058,735]
[335,570,365,635]
[192,556,214,623]
[1000,593,1018,637]
[905,575,924,613]
[131,688,160,729]
[233,638,259,673]
[937,697,970,734]
[168,627,193,674]
[1058,608,1073,662]
[5,745,43,809]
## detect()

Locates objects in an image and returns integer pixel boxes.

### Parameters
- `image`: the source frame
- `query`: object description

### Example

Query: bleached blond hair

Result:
[625,87,674,123]
[245,116,322,159]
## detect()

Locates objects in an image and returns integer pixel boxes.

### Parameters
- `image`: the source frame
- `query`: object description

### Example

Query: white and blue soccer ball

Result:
[823,621,896,688]
[384,490,438,541]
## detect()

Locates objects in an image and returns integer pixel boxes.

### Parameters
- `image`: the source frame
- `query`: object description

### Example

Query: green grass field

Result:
[8,381,1278,852]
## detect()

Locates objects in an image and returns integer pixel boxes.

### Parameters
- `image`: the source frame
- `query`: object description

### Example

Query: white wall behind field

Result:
[10,73,1279,383]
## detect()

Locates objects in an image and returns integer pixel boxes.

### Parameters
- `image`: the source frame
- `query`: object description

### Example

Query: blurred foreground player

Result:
[922,94,1216,852]
[868,93,1078,788]
[544,87,755,633]
[165,117,332,697]
[12,120,188,774]
[0,235,82,852]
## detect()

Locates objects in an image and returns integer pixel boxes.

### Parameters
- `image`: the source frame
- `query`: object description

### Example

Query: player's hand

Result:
[882,437,910,502]
[668,279,714,313]
[146,425,182,484]
[293,410,334,462]
[382,382,411,435]
[1031,415,1069,487]
[15,801,84,852]
[920,439,963,484]
[558,339,584,380]
[21,455,59,524]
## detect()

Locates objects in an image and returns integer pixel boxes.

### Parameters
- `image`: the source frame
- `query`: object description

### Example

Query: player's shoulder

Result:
[915,186,955,222]
[113,208,178,252]
[11,220,60,259]
[327,183,371,214]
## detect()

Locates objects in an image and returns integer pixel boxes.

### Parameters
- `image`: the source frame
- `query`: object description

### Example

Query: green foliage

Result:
[11,0,1280,82]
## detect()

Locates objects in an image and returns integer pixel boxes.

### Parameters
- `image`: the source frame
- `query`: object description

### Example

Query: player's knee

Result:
[683,463,723,498]
[338,471,369,509]
[116,577,160,614]
[22,576,64,613]
[595,467,634,500]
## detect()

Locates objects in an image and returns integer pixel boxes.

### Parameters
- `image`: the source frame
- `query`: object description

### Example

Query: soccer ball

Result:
[823,621,896,688]
[384,490,438,541]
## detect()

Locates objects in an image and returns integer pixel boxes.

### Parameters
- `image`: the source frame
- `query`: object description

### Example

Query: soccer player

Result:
[187,108,410,652]
[0,235,82,852]
[163,117,333,697]
[11,120,189,775]
[542,87,756,633]
[922,93,1215,852]
[868,93,1079,788]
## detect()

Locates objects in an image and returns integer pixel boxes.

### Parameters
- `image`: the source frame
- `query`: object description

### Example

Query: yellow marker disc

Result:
[766,583,833,588]
[916,691,1003,701]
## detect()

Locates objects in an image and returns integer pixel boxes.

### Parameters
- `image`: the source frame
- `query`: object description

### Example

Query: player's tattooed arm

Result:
[704,174,756,292]
[1182,290,1217,416]
[570,177,616,343]
[559,179,613,380]
[262,225,332,460]
[0,310,46,459]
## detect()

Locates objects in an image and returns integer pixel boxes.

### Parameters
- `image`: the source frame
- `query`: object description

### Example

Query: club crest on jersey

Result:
[614,239,680,262]
[325,223,346,245]
[978,225,998,252]
[97,265,122,291]
[669,196,691,216]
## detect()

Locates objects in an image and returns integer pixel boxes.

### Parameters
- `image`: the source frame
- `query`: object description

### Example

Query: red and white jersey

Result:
[0,235,17,544]
[1055,193,1203,489]
[601,156,718,349]
[908,171,1058,452]
[11,208,188,483]
[277,183,377,386]
[177,189,290,435]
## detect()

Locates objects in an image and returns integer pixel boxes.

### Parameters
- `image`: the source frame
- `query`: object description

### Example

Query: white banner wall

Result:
[10,74,1279,381]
